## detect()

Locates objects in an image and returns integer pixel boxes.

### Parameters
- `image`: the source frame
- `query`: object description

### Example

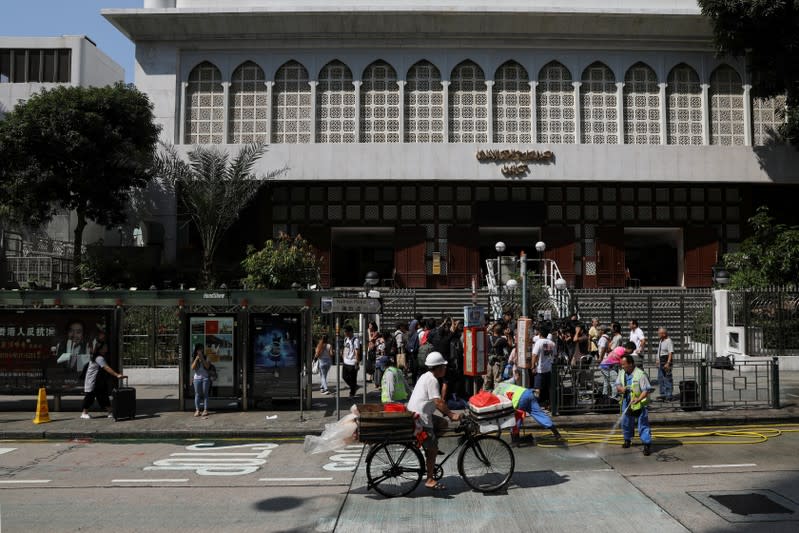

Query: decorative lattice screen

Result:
[667,64,703,145]
[493,61,531,143]
[752,94,786,146]
[186,61,224,144]
[360,61,400,143]
[537,61,575,143]
[580,62,617,144]
[405,61,444,143]
[317,60,356,143]
[273,60,312,143]
[709,65,745,146]
[624,62,661,145]
[449,61,488,142]
[230,61,268,143]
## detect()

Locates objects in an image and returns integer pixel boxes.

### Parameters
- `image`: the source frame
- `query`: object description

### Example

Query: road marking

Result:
[0,448,17,456]
[787,393,799,398]
[259,477,334,482]
[0,480,50,484]
[691,463,757,469]
[112,479,189,483]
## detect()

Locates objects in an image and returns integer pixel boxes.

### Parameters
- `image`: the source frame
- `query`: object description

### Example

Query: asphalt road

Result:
[1,425,798,532]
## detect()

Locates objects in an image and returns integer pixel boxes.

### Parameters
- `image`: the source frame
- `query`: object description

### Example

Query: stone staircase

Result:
[380,288,492,327]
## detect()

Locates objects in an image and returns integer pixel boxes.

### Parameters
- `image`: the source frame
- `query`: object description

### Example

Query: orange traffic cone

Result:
[33,387,51,424]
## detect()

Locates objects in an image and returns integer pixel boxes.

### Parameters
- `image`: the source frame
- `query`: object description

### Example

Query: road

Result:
[1,425,798,532]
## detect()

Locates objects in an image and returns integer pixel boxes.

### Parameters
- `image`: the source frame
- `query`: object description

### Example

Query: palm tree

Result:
[156,143,282,287]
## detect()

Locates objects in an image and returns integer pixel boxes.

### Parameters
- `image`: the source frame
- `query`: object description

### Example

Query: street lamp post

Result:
[495,242,506,319]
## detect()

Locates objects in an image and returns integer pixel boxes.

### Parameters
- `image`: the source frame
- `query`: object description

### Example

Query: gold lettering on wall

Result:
[475,149,555,177]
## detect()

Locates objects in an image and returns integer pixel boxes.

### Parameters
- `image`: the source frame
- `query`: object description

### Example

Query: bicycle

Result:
[364,414,515,498]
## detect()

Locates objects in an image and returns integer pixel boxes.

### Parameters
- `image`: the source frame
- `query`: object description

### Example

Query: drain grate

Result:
[689,490,799,523]
[710,493,793,516]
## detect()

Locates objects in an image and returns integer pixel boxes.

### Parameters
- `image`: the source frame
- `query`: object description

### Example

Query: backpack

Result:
[417,339,435,369]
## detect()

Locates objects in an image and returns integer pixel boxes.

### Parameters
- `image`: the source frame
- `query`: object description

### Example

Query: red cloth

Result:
[469,390,500,408]
[383,403,405,412]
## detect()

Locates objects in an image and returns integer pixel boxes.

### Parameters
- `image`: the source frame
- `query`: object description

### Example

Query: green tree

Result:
[723,206,799,288]
[0,83,160,284]
[156,143,280,288]
[699,1,799,146]
[241,233,322,289]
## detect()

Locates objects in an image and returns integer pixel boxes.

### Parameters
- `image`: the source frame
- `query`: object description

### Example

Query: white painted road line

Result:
[691,463,757,469]
[111,479,189,483]
[0,480,50,484]
[0,448,17,456]
[258,477,334,482]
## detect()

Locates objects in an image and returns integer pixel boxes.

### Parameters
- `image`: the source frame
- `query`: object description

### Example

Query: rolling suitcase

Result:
[111,377,136,421]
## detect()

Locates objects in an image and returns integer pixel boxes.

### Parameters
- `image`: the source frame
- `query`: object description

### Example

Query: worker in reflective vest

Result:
[381,358,409,403]
[493,381,562,445]
[615,354,653,456]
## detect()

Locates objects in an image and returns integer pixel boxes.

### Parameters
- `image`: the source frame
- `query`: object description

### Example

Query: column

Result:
[743,84,752,147]
[701,82,710,146]
[179,81,188,144]
[530,81,538,142]
[265,81,274,143]
[222,81,230,144]
[616,81,625,144]
[442,80,450,143]
[485,80,494,142]
[659,82,668,145]
[573,81,582,144]
[309,80,318,144]
[398,80,406,143]
[353,80,362,142]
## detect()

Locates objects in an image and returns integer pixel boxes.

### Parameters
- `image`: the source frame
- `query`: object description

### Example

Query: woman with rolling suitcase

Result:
[80,340,125,419]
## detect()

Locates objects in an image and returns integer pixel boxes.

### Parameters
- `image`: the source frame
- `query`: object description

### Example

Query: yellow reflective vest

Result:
[492,382,525,409]
[381,367,408,403]
[618,367,650,411]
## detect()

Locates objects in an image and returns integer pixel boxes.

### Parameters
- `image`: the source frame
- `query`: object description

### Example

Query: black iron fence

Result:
[550,357,779,416]
[727,288,799,357]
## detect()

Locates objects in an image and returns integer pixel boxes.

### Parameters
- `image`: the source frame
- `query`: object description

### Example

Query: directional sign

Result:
[321,297,381,314]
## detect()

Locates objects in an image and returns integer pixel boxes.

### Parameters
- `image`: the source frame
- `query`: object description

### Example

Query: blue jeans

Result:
[319,360,331,391]
[621,401,652,444]
[194,377,210,411]
[600,367,619,398]
[517,389,554,430]
[658,361,673,398]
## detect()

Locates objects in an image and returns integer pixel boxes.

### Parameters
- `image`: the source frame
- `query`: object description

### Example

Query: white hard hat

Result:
[425,351,447,367]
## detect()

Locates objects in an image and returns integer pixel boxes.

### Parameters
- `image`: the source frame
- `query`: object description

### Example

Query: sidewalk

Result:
[2,373,799,440]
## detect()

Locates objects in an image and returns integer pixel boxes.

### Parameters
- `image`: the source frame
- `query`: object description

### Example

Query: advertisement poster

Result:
[189,316,235,388]
[0,310,114,393]
[251,314,300,398]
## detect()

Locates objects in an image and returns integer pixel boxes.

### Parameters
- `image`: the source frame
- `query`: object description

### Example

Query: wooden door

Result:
[596,226,626,288]
[542,226,576,287]
[395,227,427,288]
[684,227,718,288]
[447,226,480,288]
[299,227,331,288]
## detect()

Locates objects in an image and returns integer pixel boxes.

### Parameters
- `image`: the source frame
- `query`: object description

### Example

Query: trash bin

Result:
[679,380,700,411]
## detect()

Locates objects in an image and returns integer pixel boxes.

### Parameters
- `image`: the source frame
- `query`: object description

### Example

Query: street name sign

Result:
[321,297,381,314]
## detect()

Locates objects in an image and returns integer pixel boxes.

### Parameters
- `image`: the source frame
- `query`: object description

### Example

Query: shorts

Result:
[420,414,449,450]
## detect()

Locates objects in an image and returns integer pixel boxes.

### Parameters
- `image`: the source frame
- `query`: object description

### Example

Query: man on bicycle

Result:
[407,351,461,490]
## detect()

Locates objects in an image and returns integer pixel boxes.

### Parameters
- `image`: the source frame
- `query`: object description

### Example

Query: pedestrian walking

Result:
[342,325,361,398]
[80,340,124,419]
[628,319,647,361]
[315,334,333,395]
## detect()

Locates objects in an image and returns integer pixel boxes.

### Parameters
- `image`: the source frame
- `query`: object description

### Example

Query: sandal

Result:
[194,410,200,417]
[425,481,446,491]
[201,411,208,417]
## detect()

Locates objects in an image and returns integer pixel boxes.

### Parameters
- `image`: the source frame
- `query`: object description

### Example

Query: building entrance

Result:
[623,228,682,287]
[331,228,394,287]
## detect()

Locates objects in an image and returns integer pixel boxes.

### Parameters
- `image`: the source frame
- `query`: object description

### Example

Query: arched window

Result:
[493,61,531,143]
[580,62,617,144]
[405,61,444,143]
[230,61,267,144]
[752,94,786,146]
[667,64,703,145]
[537,61,575,143]
[317,61,356,143]
[623,62,660,145]
[360,61,400,143]
[709,65,745,146]
[449,61,487,143]
[185,61,224,144]
[273,61,311,143]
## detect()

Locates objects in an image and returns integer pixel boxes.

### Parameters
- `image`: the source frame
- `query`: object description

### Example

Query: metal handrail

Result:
[485,256,571,319]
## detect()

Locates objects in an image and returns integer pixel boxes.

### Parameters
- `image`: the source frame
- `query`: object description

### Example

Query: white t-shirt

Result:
[532,338,556,373]
[629,327,646,354]
[407,371,441,427]
[84,355,107,393]
[342,335,360,366]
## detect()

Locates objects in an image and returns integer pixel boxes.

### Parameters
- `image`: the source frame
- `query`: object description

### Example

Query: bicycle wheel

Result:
[366,442,424,498]
[457,435,515,492]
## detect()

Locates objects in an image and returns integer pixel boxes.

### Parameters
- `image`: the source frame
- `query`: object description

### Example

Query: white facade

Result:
[104,1,799,289]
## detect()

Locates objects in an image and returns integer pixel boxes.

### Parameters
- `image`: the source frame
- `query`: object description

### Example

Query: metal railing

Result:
[549,357,779,415]
[485,257,571,320]
[727,288,799,357]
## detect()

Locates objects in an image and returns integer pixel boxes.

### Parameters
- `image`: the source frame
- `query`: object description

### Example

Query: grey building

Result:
[103,0,799,289]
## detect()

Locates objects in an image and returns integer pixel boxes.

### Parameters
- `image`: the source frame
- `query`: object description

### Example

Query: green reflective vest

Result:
[618,367,650,411]
[381,367,408,403]
[492,382,525,409]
